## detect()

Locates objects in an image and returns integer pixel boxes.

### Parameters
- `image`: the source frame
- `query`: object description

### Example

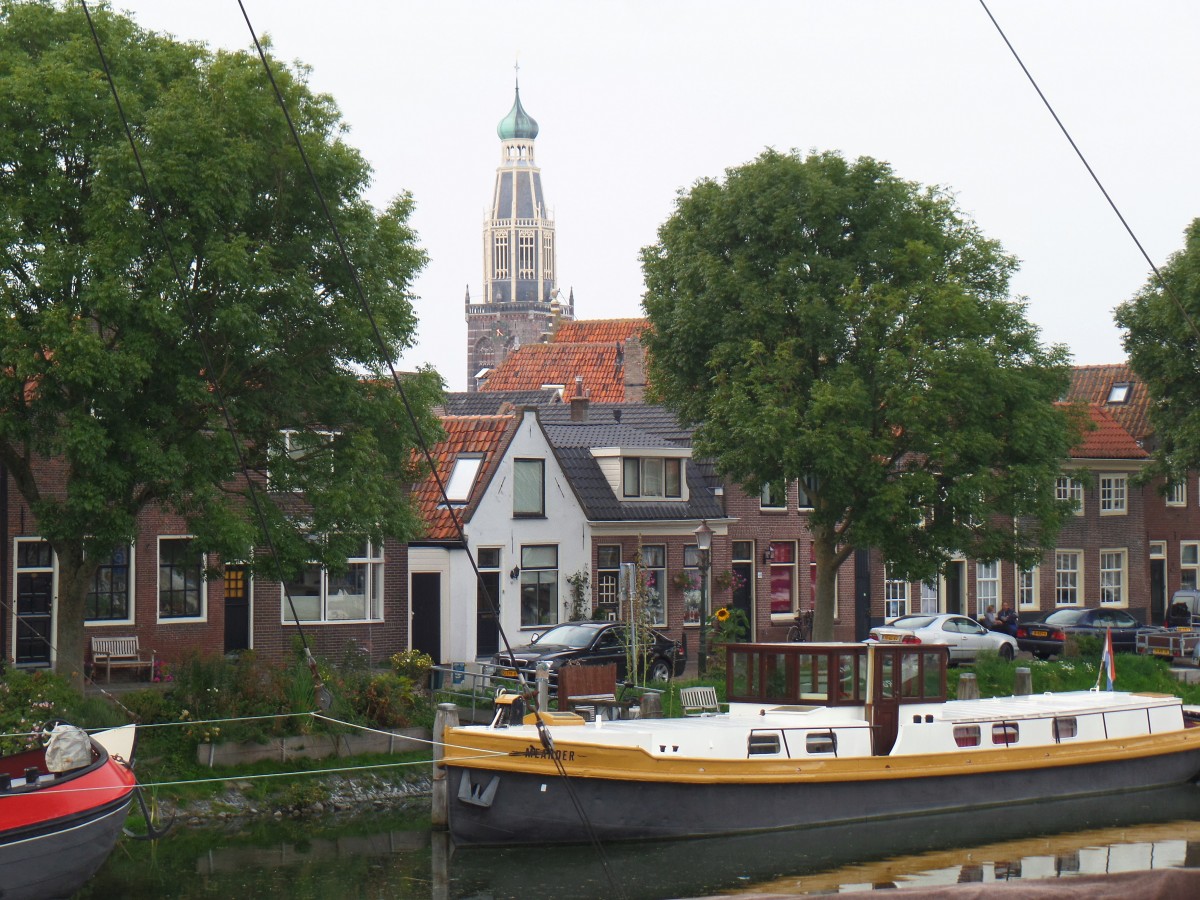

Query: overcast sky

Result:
[113,1,1200,391]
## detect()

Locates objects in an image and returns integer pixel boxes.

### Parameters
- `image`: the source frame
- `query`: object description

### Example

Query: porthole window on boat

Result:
[748,732,782,755]
[992,723,1019,745]
[805,732,837,755]
[953,725,981,748]
[1053,717,1078,741]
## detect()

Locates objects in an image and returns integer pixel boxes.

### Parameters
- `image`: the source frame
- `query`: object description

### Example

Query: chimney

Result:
[570,376,590,422]
[622,336,646,402]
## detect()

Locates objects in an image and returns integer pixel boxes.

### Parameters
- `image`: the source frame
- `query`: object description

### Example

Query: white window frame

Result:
[1183,541,1200,591]
[1018,565,1039,610]
[768,541,797,620]
[158,536,207,623]
[596,545,621,614]
[1166,480,1187,507]
[85,544,135,626]
[1056,475,1084,516]
[640,545,668,627]
[513,458,546,517]
[760,481,787,511]
[1055,550,1083,606]
[282,541,385,625]
[519,544,559,628]
[976,561,1000,617]
[884,568,909,621]
[920,579,939,614]
[1099,473,1127,515]
[623,456,682,499]
[444,455,484,504]
[1099,549,1127,607]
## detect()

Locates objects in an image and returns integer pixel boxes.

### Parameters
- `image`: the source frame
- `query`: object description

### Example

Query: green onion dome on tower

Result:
[497,86,539,140]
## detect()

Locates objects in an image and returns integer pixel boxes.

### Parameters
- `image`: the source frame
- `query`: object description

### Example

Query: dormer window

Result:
[1107,383,1131,404]
[623,457,682,499]
[444,455,483,505]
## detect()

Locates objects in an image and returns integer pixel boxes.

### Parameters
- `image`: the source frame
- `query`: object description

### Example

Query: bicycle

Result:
[786,609,814,642]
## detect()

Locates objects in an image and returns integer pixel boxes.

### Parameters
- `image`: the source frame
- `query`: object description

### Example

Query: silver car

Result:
[869,614,1017,663]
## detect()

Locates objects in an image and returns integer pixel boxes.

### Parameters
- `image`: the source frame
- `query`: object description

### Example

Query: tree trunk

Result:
[811,526,842,642]
[52,542,93,693]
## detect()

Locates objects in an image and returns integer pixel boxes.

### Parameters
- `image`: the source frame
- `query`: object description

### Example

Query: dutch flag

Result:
[1099,627,1116,692]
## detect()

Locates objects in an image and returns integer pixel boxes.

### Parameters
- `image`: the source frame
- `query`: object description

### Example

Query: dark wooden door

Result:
[476,571,500,657]
[945,561,964,615]
[15,540,53,666]
[1151,558,1166,625]
[223,565,250,652]
[411,572,442,665]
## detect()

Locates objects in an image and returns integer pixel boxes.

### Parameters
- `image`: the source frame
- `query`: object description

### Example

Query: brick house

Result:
[3,472,413,674]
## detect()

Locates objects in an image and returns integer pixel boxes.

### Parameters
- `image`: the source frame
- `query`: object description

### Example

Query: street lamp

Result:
[695,520,713,677]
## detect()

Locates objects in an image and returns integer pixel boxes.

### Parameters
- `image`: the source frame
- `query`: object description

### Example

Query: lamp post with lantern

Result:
[695,520,713,676]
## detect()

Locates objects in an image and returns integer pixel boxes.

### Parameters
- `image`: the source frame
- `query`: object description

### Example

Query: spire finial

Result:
[514,59,520,89]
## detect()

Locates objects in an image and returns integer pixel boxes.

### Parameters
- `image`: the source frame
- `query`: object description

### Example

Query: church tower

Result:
[466,77,573,391]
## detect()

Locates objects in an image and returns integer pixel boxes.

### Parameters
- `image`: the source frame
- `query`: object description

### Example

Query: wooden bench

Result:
[90,636,155,683]
[680,685,721,716]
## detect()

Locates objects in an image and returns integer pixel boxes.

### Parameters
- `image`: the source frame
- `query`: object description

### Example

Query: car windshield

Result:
[1043,609,1087,625]
[888,616,936,629]
[531,624,600,649]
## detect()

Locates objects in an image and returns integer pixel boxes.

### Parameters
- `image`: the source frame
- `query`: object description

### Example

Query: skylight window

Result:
[445,455,484,504]
[1107,383,1131,404]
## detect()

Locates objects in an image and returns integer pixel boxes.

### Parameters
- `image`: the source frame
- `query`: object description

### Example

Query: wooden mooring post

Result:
[957,672,980,700]
[432,702,459,829]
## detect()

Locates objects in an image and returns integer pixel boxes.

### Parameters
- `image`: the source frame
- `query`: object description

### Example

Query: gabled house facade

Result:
[407,408,596,664]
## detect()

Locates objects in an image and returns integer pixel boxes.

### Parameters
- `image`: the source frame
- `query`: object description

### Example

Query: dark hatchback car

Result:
[1016,607,1162,659]
[491,621,687,686]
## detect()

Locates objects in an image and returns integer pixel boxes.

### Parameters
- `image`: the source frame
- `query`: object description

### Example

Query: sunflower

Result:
[715,607,731,622]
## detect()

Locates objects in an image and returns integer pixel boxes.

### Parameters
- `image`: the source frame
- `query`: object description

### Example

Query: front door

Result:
[731,561,754,632]
[14,539,54,666]
[411,572,442,666]
[475,570,500,658]
[944,561,965,615]
[223,565,251,653]
[1150,558,1166,625]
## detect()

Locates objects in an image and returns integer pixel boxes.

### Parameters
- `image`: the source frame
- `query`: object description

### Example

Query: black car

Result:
[491,621,686,686]
[1016,607,1162,659]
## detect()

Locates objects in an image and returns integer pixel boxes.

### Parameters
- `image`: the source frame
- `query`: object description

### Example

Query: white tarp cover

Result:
[44,723,92,772]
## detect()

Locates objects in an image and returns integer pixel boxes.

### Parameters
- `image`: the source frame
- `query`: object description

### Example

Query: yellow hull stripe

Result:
[443,726,1200,785]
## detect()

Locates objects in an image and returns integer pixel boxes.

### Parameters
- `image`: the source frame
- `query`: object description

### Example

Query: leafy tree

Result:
[0,2,442,684]
[641,149,1080,639]
[1116,219,1200,481]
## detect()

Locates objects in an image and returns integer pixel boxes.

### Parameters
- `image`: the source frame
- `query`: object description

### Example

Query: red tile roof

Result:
[1068,364,1151,442]
[413,415,516,541]
[1071,404,1147,460]
[553,318,648,345]
[481,342,628,402]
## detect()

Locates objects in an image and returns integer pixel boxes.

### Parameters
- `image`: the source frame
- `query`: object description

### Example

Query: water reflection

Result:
[448,786,1200,898]
[81,787,1200,898]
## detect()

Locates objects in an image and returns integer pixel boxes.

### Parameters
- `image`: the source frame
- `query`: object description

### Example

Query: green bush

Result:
[0,669,79,754]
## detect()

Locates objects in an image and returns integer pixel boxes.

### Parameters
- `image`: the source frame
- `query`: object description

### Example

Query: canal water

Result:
[80,786,1200,898]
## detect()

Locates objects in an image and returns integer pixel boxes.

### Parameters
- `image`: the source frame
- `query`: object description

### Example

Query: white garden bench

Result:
[90,636,155,683]
[679,685,722,716]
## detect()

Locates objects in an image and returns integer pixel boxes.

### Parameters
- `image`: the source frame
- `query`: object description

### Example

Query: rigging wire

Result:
[977,0,1200,344]
[233,3,621,889]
